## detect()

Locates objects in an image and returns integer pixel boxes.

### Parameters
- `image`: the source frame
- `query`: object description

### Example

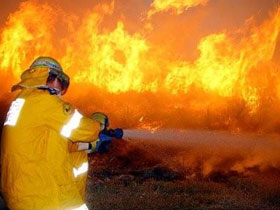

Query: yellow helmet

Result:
[30,56,63,72]
[12,56,70,92]
[91,112,109,130]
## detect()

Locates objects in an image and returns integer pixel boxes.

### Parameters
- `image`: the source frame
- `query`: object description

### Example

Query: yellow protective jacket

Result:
[1,88,100,210]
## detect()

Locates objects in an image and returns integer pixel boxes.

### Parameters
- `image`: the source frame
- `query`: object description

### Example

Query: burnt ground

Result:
[86,140,280,210]
[86,174,280,210]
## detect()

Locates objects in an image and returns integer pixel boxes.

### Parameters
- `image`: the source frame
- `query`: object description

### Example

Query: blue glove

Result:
[100,128,123,139]
[94,133,112,154]
[112,128,123,139]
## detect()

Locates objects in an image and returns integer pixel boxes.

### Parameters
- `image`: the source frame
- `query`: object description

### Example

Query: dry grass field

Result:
[85,139,280,210]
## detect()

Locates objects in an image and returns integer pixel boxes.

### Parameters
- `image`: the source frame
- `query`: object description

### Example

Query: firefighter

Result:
[1,56,107,210]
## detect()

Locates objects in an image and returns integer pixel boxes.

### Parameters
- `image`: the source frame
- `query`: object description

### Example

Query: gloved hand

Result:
[100,128,123,139]
[93,133,112,154]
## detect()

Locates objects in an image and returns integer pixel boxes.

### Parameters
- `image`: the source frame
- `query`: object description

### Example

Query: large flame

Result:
[0,0,280,131]
[0,2,56,76]
[1,0,280,177]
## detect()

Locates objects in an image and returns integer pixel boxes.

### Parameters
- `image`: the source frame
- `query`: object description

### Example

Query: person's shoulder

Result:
[45,94,74,116]
[15,88,75,115]
[39,92,75,115]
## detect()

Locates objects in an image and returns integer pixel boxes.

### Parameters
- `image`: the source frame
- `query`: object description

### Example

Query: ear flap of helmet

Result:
[11,67,49,91]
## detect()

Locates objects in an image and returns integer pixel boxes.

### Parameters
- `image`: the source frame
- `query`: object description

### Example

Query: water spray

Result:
[121,128,280,176]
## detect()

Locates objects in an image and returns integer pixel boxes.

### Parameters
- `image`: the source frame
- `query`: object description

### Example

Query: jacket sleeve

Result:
[68,142,80,152]
[44,94,101,143]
